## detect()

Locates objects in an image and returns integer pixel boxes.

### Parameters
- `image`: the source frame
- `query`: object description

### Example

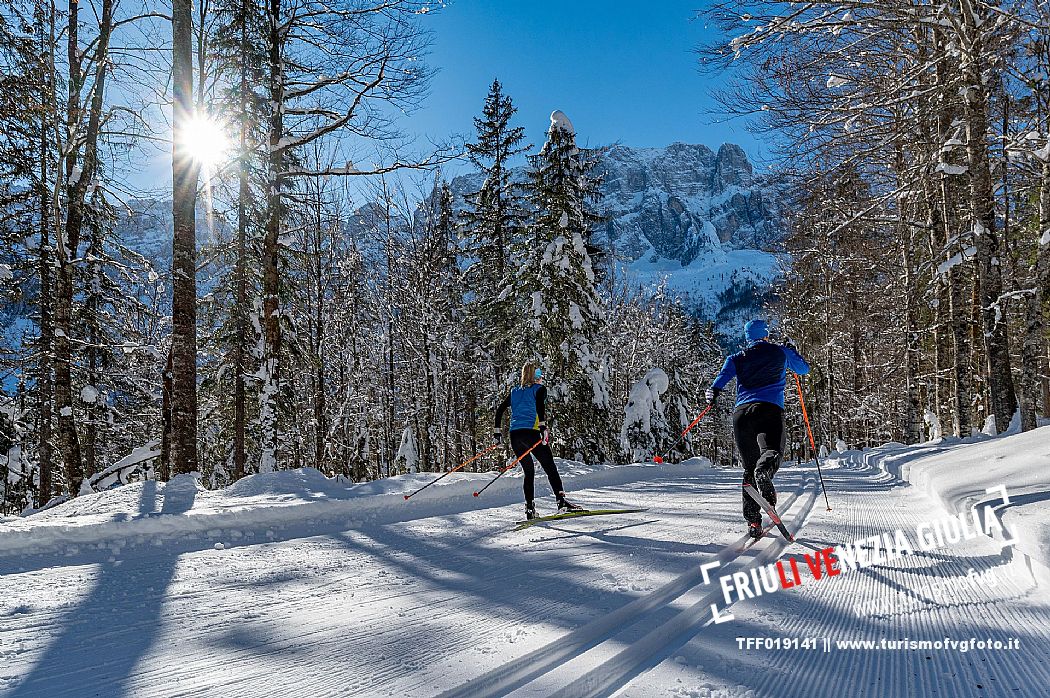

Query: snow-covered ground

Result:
[2,428,1049,697]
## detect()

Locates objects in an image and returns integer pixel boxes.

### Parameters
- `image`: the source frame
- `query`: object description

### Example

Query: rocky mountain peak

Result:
[595,141,780,268]
[713,143,753,192]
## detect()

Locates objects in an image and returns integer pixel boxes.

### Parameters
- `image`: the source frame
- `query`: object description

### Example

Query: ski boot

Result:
[525,502,537,520]
[557,494,585,514]
[747,522,764,540]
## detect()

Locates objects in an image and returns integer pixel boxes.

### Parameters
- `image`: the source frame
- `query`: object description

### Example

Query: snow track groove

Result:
[437,477,818,698]
[614,449,1050,697]
[735,452,1050,698]
[546,477,820,698]
[7,439,1048,698]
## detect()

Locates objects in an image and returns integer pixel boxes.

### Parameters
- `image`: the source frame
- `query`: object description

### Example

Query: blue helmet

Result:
[744,319,769,342]
[534,367,543,380]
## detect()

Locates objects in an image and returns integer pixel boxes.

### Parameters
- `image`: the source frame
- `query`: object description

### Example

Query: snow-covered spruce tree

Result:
[515,111,611,462]
[461,79,530,391]
[0,1,49,506]
[620,368,670,463]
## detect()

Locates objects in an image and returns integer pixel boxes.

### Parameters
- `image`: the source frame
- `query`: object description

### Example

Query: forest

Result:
[703,0,1049,449]
[1,1,1048,515]
[0,1,723,513]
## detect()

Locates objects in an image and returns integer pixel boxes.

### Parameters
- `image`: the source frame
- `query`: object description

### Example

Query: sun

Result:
[182,115,230,168]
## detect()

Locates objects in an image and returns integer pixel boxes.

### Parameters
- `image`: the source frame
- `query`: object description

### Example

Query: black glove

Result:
[492,430,502,445]
[539,423,550,445]
[783,338,799,352]
[705,387,721,405]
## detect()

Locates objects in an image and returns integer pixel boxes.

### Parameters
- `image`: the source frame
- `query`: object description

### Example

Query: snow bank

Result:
[899,425,1050,572]
[855,426,1050,577]
[0,459,712,557]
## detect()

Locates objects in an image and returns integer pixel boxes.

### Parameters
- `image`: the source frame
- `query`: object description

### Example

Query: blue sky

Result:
[139,1,769,190]
[409,1,768,169]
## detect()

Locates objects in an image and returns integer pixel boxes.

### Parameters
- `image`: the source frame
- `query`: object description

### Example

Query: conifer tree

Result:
[516,111,610,462]
[462,79,529,389]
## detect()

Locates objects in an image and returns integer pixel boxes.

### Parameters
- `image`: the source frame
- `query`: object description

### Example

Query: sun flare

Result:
[182,115,230,168]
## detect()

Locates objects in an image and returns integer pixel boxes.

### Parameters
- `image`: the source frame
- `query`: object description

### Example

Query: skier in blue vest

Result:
[494,361,583,520]
[707,319,810,539]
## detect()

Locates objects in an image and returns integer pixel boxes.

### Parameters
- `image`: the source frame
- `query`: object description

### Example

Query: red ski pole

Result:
[473,438,543,498]
[794,372,832,511]
[653,405,712,464]
[403,444,500,500]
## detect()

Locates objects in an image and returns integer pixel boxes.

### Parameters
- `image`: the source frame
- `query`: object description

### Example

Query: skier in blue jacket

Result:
[707,319,810,539]
[494,361,582,520]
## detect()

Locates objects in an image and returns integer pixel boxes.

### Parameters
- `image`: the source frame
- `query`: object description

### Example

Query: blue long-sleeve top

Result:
[711,340,810,409]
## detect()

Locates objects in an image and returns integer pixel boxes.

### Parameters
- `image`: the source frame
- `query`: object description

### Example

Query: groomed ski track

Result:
[2,442,1049,697]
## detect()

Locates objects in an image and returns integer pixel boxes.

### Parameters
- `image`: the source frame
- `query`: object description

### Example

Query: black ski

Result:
[513,508,649,531]
[742,484,794,542]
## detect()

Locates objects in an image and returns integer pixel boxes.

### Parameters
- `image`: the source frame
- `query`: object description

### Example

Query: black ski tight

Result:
[732,401,786,525]
[510,428,564,503]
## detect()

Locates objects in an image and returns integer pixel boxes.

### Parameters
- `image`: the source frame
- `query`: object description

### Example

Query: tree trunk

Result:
[232,26,250,481]
[824,273,834,450]
[313,196,327,473]
[901,226,923,444]
[969,273,987,424]
[171,0,199,475]
[83,248,101,479]
[36,3,55,506]
[55,0,83,496]
[933,282,951,431]
[260,0,284,473]
[37,233,55,505]
[233,163,248,480]
[948,268,971,437]
[957,2,1017,433]
[850,295,861,444]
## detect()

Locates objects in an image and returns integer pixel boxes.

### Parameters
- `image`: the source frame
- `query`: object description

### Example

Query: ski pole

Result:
[793,372,832,511]
[403,444,500,500]
[653,405,712,464]
[473,438,543,498]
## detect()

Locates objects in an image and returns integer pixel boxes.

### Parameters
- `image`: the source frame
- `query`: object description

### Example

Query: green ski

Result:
[513,508,649,531]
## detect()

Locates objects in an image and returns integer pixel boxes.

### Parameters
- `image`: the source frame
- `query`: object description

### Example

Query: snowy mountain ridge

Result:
[448,141,784,335]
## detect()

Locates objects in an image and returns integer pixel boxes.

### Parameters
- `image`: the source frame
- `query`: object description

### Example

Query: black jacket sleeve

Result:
[494,393,511,430]
[536,386,547,425]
